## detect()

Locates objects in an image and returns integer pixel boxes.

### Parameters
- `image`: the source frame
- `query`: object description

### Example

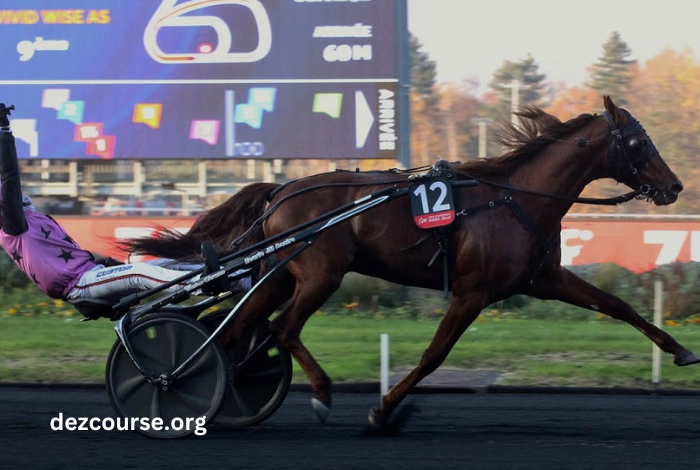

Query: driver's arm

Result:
[0,126,29,236]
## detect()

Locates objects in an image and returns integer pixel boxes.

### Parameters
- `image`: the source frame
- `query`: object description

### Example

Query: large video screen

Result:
[0,0,406,160]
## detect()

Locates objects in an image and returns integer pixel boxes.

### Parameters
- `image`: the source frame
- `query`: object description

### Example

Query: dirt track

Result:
[2,387,700,469]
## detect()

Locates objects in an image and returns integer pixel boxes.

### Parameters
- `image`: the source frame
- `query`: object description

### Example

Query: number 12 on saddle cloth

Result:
[409,176,456,229]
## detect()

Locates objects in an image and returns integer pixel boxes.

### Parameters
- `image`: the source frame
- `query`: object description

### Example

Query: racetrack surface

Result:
[1,387,699,470]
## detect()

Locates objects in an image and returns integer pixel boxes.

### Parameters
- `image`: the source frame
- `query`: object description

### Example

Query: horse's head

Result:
[602,95,683,205]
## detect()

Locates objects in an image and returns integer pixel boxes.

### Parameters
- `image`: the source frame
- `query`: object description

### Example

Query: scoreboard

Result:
[0,0,408,161]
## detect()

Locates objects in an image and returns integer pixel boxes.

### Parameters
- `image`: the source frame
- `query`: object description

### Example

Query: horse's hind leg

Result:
[527,266,700,366]
[370,289,488,429]
[268,272,345,423]
[220,267,296,351]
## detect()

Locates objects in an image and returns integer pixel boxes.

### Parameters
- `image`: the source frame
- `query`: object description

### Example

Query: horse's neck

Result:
[510,133,606,233]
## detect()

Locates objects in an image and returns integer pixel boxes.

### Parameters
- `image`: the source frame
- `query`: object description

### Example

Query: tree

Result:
[547,86,600,121]
[438,83,481,161]
[628,48,700,214]
[409,32,438,108]
[589,31,636,106]
[410,90,444,166]
[487,54,548,121]
[564,48,700,215]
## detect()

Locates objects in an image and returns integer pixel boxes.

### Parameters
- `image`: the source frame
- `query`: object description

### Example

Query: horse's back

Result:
[264,171,518,290]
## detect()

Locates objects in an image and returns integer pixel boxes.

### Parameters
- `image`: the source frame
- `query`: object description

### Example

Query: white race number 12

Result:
[413,181,451,214]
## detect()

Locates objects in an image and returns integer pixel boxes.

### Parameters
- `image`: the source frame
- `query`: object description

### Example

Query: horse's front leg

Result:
[369,289,488,431]
[526,267,700,366]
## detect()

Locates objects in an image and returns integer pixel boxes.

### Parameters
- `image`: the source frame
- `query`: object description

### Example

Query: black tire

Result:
[200,311,293,428]
[105,313,228,439]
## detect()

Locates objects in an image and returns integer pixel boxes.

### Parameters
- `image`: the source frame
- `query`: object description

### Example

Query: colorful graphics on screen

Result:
[0,0,404,160]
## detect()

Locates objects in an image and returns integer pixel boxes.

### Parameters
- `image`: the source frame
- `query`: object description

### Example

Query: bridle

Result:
[603,110,655,200]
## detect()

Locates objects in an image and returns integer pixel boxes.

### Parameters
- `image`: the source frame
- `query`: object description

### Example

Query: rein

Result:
[227,113,652,253]
[227,170,429,252]
[449,168,649,206]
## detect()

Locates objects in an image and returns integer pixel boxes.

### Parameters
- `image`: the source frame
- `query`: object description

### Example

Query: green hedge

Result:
[2,247,700,321]
[324,263,700,321]
[0,251,32,291]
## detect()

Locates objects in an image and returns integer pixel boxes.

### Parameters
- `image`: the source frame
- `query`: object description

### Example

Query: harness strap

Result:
[229,179,410,251]
[456,198,509,217]
[457,193,550,253]
[399,233,432,252]
[504,195,550,253]
[424,226,452,299]
[456,191,552,284]
[452,169,645,206]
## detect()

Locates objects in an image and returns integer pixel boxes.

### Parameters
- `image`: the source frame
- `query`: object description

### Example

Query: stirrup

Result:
[201,242,229,295]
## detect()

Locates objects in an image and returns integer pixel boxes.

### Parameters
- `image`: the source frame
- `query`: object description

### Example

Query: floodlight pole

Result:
[380,333,389,403]
[652,281,663,384]
[501,78,521,127]
[470,118,493,158]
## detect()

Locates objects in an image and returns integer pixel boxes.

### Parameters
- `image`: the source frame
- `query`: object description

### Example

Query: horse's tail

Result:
[121,182,280,261]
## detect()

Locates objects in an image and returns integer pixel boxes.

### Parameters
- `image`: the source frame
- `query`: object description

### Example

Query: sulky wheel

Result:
[105,313,228,439]
[199,311,293,428]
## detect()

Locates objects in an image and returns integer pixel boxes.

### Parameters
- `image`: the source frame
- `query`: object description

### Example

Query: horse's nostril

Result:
[671,183,684,195]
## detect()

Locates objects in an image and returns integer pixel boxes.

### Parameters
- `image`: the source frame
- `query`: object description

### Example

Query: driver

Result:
[0,105,250,302]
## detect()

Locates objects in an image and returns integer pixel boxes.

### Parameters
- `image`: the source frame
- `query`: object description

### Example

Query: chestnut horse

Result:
[127,96,698,431]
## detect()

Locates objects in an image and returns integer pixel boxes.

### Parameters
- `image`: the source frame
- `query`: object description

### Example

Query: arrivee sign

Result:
[53,216,700,273]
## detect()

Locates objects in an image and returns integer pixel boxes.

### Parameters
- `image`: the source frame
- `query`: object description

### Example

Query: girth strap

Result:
[503,195,550,253]
[456,194,550,254]
[426,226,452,299]
[456,192,553,284]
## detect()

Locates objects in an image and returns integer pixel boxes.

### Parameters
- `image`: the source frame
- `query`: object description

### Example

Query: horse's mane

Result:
[454,107,597,177]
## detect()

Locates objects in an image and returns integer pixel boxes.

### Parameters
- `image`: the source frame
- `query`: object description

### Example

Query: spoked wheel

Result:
[200,311,293,428]
[105,313,228,439]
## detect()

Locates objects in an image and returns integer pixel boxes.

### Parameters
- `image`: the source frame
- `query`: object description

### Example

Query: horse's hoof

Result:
[367,406,384,428]
[361,404,418,437]
[362,407,391,437]
[674,349,700,366]
[311,398,331,423]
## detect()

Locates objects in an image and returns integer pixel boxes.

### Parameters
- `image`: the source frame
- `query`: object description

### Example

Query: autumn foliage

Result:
[412,48,700,214]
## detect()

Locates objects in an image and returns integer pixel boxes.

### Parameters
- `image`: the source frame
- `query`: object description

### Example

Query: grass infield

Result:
[2,313,700,387]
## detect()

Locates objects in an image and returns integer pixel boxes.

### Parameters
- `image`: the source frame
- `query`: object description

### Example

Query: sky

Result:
[407,0,700,93]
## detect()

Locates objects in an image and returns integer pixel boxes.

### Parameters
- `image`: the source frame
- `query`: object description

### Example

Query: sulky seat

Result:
[67,297,117,321]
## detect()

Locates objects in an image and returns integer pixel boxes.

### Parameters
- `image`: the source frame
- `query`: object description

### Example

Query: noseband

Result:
[603,110,655,198]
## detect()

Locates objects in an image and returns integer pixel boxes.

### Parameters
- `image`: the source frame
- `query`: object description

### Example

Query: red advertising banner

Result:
[54,216,195,262]
[560,219,700,273]
[53,216,700,273]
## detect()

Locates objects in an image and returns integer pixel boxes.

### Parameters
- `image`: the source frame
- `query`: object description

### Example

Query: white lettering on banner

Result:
[79,125,100,140]
[233,141,264,157]
[17,37,69,61]
[323,44,372,62]
[692,232,700,262]
[644,230,687,264]
[378,89,397,151]
[313,24,372,38]
[563,228,700,267]
[560,229,594,265]
[642,230,700,264]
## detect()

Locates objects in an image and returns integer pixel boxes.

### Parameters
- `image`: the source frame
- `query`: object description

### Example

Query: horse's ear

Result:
[603,95,624,125]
